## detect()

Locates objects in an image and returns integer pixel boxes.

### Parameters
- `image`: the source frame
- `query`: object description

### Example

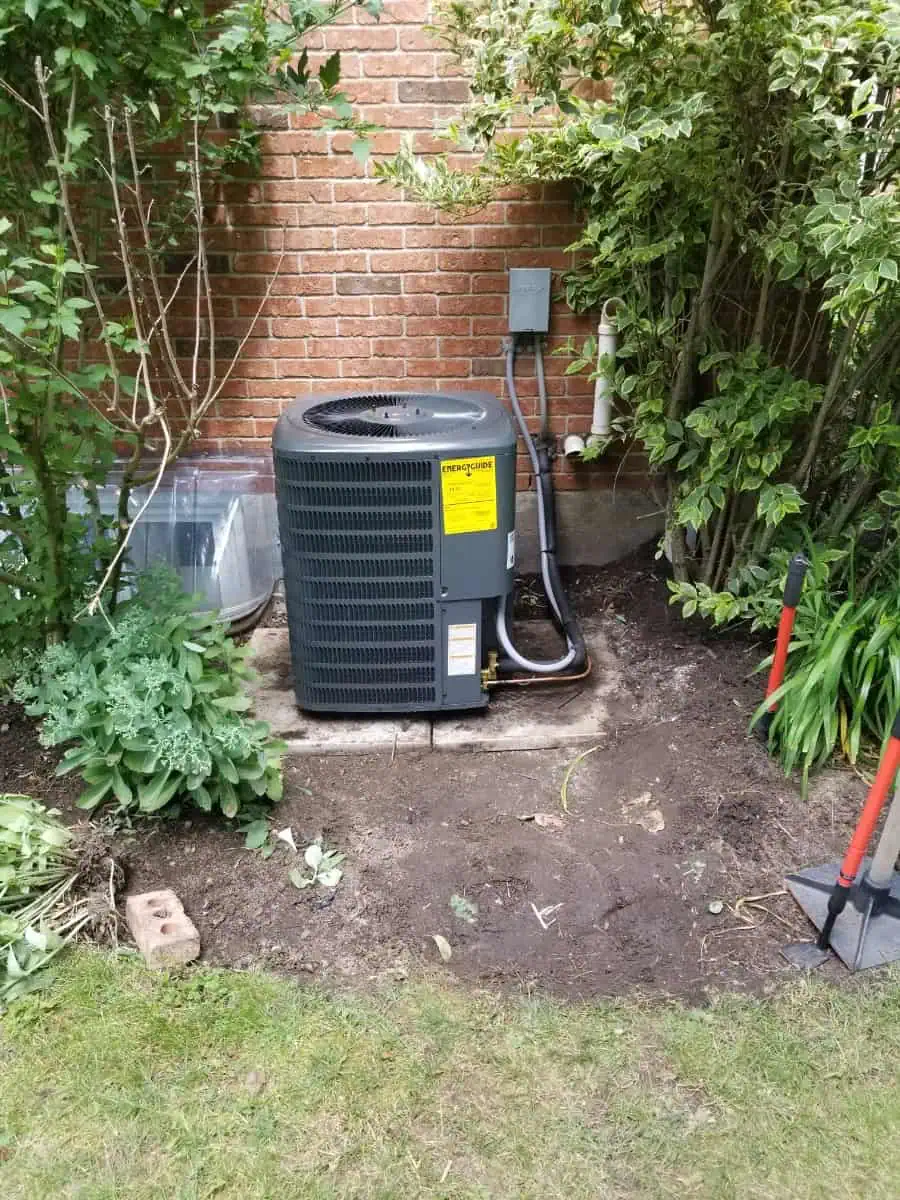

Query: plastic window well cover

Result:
[69,456,279,623]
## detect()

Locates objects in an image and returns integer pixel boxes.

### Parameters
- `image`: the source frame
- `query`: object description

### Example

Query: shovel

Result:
[784,711,900,969]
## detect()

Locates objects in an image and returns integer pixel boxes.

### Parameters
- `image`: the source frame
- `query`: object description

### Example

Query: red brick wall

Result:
[199,0,637,493]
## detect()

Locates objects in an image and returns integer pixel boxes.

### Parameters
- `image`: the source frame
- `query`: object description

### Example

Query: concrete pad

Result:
[431,620,621,752]
[249,620,623,756]
[247,627,432,755]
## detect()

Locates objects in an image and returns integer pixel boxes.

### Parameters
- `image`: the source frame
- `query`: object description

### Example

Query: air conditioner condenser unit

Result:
[273,391,517,713]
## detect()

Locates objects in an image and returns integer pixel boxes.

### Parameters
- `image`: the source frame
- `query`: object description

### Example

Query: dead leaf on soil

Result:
[275,827,297,852]
[636,809,665,834]
[432,934,452,962]
[622,792,665,834]
[517,812,565,830]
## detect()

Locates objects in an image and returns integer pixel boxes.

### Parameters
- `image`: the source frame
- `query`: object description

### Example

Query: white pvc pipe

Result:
[563,433,586,459]
[590,299,619,442]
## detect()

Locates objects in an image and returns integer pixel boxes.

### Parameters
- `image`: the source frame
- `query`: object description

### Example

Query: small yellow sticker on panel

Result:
[440,455,497,535]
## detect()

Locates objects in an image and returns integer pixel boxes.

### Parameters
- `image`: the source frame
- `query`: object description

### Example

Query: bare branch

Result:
[101,108,147,350]
[123,108,190,402]
[33,57,122,411]
[83,360,172,617]
[0,75,41,120]
[143,250,197,425]
[190,115,202,398]
[191,113,217,404]
[202,240,285,415]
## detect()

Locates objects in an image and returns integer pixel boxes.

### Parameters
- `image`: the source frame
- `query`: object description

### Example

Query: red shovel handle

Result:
[837,714,900,890]
[764,554,809,707]
[766,605,796,702]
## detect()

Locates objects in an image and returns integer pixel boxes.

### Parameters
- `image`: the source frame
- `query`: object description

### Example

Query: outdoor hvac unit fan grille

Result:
[303,393,481,439]
[277,455,439,709]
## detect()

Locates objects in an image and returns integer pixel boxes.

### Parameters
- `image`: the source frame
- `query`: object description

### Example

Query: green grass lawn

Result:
[2,953,900,1199]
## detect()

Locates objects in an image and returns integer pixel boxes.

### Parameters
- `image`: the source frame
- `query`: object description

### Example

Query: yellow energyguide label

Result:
[440,455,497,535]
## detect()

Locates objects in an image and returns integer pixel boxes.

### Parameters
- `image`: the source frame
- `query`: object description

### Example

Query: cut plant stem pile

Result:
[3,952,900,1198]
[0,795,90,1008]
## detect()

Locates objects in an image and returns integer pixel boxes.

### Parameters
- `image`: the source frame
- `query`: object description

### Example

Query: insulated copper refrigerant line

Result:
[757,552,810,742]
[816,712,900,954]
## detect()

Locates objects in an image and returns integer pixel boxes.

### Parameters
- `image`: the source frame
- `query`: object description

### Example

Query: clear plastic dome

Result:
[70,456,278,623]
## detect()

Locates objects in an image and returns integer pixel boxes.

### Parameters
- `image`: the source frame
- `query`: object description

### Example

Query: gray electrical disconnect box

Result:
[508,267,552,333]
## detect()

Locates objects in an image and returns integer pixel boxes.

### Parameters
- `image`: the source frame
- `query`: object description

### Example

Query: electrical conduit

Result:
[495,340,587,676]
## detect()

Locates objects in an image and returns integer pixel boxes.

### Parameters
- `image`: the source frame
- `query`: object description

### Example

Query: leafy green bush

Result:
[382,0,899,597]
[0,223,121,663]
[14,573,283,819]
[1,0,377,647]
[381,0,900,771]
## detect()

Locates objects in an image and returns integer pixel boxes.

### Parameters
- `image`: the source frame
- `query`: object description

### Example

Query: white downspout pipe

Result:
[563,298,619,459]
[587,298,618,447]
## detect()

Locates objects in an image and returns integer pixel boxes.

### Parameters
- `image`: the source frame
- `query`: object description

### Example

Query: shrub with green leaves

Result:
[381,0,900,599]
[381,0,900,773]
[14,572,284,819]
[1,0,380,651]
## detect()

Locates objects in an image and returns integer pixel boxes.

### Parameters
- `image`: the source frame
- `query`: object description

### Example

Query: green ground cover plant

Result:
[13,571,283,818]
[0,794,87,1007]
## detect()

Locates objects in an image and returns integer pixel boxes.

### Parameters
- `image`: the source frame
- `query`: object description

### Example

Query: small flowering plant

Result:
[14,570,283,818]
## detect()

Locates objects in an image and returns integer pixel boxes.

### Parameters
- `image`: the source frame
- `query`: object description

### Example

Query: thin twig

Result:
[191,114,202,398]
[193,112,217,403]
[123,108,190,403]
[33,57,122,412]
[203,241,286,412]
[0,75,41,119]
[100,107,149,416]
[82,360,172,616]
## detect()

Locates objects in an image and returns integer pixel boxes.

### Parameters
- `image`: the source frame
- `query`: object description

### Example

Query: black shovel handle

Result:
[782,553,810,609]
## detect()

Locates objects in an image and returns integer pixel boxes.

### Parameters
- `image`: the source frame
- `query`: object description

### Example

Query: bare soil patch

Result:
[2,543,863,1000]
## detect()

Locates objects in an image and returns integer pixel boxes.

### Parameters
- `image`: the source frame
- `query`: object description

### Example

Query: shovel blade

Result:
[782,941,831,970]
[785,860,900,971]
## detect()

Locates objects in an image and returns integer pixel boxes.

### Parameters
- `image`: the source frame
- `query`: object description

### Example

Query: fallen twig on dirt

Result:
[530,902,563,931]
[734,890,795,931]
[517,812,565,830]
[699,888,801,967]
[560,744,604,812]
